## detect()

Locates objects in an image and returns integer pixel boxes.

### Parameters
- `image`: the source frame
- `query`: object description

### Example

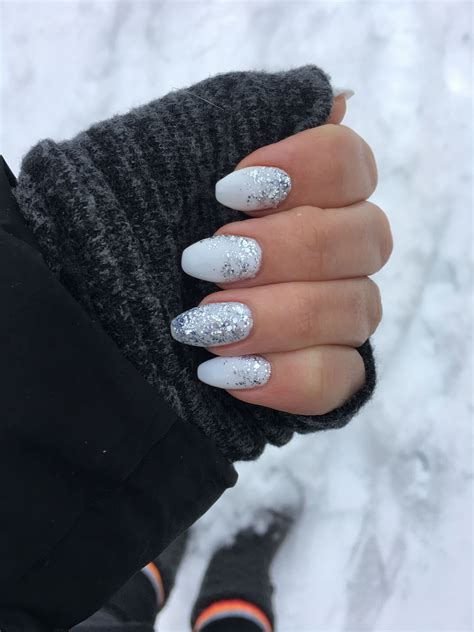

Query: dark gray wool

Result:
[15,65,376,462]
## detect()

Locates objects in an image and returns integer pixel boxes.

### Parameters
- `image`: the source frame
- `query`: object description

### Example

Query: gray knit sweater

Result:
[15,65,376,461]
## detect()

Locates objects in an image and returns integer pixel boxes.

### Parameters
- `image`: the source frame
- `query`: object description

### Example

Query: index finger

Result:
[215,123,377,216]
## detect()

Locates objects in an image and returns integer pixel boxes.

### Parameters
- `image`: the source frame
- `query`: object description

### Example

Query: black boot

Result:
[191,479,303,632]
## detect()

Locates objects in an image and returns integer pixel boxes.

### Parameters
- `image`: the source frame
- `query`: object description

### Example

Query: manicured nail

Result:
[170,302,253,347]
[215,166,291,211]
[332,86,355,100]
[181,235,262,283]
[197,355,272,389]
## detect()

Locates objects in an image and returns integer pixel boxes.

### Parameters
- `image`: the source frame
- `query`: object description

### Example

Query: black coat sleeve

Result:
[0,157,237,631]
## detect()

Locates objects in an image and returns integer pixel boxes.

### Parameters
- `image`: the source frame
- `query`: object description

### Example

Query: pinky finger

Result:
[197,345,365,416]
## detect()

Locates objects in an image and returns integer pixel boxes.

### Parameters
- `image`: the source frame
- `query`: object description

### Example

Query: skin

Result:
[198,95,393,415]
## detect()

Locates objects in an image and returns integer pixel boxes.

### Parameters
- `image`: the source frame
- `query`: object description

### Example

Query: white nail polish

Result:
[215,166,291,211]
[181,235,262,283]
[170,302,253,347]
[332,86,355,100]
[197,355,272,390]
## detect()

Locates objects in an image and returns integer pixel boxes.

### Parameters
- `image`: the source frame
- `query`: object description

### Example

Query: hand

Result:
[171,95,393,415]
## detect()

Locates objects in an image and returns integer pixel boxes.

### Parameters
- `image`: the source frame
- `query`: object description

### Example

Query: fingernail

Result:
[197,355,272,389]
[170,302,253,347]
[332,86,355,100]
[181,235,262,283]
[215,166,291,211]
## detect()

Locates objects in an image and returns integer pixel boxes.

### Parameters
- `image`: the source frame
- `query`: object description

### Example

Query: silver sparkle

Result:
[204,234,262,282]
[223,355,272,389]
[170,302,253,347]
[246,166,291,208]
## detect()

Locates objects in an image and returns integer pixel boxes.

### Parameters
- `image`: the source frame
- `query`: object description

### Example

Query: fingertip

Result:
[327,95,348,125]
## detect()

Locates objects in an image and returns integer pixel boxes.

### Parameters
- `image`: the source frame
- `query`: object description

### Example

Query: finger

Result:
[327,94,348,124]
[214,124,377,215]
[181,201,392,287]
[196,345,365,416]
[189,278,382,354]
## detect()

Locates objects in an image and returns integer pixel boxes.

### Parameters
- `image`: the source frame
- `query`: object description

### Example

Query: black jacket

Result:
[0,156,237,631]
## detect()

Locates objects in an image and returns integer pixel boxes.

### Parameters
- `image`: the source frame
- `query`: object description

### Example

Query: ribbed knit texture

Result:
[15,65,376,461]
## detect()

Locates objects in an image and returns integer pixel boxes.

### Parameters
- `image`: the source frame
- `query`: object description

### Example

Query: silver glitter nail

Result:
[222,355,272,388]
[197,355,272,390]
[245,166,292,209]
[170,302,253,347]
[201,235,261,282]
[215,165,292,211]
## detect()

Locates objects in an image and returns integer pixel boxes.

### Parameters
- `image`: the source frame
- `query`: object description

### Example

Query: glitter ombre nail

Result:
[170,302,253,347]
[181,235,262,283]
[215,166,292,211]
[197,355,272,390]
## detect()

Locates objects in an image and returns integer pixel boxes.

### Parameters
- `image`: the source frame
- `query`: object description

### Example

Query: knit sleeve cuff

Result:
[288,338,376,435]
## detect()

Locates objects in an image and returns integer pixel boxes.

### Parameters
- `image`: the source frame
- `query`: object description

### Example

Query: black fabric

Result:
[73,532,188,632]
[73,573,156,631]
[75,620,263,632]
[76,611,121,626]
[0,157,237,631]
[15,66,377,462]
[73,625,151,632]
[201,620,263,632]
[91,573,156,626]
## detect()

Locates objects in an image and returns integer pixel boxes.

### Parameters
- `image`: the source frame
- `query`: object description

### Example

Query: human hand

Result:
[171,95,393,415]
[18,66,384,460]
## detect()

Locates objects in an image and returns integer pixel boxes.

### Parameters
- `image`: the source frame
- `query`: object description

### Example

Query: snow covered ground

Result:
[0,1,472,630]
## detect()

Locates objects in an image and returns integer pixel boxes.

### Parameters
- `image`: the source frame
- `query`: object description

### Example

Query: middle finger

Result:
[181,201,392,287]
[170,278,382,354]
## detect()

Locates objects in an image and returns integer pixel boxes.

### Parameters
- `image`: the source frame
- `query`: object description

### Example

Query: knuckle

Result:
[365,203,394,270]
[322,126,355,191]
[327,123,354,148]
[348,278,382,344]
[349,284,370,346]
[325,126,378,200]
[361,141,378,197]
[292,207,327,276]
[365,278,383,335]
[376,208,394,266]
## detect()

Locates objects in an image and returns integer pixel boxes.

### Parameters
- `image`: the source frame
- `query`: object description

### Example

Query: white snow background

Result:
[0,1,472,631]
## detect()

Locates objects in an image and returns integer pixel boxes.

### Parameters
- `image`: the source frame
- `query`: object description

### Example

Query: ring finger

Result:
[170,277,382,354]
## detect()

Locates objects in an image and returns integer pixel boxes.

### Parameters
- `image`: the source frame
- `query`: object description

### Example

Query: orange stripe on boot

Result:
[194,599,273,632]
[141,562,165,608]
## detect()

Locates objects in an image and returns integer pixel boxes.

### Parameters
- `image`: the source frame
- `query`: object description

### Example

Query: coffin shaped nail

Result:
[197,355,272,389]
[215,166,291,211]
[181,235,262,283]
[170,302,253,347]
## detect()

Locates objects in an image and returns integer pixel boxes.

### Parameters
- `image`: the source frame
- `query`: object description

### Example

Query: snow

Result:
[0,1,472,630]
